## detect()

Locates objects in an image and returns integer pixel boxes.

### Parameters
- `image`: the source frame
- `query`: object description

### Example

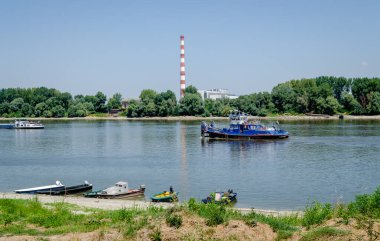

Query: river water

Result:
[0,119,379,210]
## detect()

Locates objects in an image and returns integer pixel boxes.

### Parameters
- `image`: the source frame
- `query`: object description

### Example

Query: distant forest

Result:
[1,76,380,118]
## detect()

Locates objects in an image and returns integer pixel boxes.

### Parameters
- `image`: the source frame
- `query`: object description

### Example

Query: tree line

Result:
[1,76,380,118]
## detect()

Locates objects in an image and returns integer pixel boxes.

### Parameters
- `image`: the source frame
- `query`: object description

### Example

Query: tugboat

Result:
[201,110,289,140]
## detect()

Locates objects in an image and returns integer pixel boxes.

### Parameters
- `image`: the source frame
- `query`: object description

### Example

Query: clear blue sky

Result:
[0,0,379,99]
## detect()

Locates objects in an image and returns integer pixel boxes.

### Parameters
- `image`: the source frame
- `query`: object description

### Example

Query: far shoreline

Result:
[1,114,380,122]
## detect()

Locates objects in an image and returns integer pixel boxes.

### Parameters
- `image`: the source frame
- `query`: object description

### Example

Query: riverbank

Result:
[1,192,380,241]
[0,193,299,217]
[1,114,380,122]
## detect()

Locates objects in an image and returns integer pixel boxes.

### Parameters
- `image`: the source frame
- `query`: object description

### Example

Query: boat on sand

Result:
[36,181,92,195]
[15,181,64,194]
[151,186,178,202]
[84,181,145,199]
[202,190,237,204]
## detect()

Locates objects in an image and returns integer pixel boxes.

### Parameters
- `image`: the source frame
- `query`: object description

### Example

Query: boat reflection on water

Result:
[201,138,289,164]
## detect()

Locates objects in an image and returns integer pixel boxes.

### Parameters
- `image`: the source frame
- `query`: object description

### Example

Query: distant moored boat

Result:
[13,120,44,129]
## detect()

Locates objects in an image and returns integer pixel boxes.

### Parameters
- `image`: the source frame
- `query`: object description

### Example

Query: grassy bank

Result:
[1,187,380,240]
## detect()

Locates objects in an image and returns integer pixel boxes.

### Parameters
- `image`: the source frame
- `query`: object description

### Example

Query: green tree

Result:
[315,96,341,115]
[184,85,198,95]
[144,102,157,116]
[125,100,145,117]
[107,93,122,110]
[0,102,10,116]
[10,97,24,113]
[139,89,157,104]
[57,92,72,110]
[21,103,34,117]
[95,91,107,112]
[34,102,48,117]
[366,92,380,114]
[316,76,350,101]
[51,105,65,117]
[68,103,88,117]
[271,83,296,113]
[352,78,380,110]
[154,90,177,116]
[179,93,204,116]
[341,92,362,114]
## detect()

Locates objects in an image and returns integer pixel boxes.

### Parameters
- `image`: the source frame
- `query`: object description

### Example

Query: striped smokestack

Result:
[180,35,186,98]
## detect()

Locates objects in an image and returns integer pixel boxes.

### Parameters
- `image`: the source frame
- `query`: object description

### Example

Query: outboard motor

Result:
[201,121,208,136]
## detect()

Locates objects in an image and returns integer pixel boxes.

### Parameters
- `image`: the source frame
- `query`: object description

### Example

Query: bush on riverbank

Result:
[1,187,380,240]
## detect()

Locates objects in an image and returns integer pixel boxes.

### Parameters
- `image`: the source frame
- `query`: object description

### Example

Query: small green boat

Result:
[151,191,178,202]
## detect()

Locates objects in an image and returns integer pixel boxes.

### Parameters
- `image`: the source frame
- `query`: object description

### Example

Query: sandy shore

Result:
[1,114,380,122]
[0,193,301,217]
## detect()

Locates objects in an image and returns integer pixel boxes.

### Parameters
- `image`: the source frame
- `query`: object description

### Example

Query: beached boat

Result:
[13,120,44,129]
[36,181,92,195]
[151,187,178,202]
[84,181,145,199]
[201,111,288,140]
[15,180,64,194]
[202,190,237,204]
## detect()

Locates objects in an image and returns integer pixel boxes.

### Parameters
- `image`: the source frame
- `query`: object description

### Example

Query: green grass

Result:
[87,113,109,117]
[0,198,166,238]
[243,211,301,240]
[187,198,244,226]
[300,226,349,241]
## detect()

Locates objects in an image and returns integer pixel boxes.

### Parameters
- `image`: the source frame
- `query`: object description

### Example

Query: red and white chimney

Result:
[180,35,186,98]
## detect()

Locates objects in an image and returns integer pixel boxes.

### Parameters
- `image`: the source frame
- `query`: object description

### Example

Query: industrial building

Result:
[197,89,239,100]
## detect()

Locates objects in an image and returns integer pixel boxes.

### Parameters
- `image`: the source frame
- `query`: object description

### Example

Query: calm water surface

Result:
[0,119,379,210]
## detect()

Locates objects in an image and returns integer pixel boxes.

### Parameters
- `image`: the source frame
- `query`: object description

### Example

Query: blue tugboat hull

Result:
[206,130,289,140]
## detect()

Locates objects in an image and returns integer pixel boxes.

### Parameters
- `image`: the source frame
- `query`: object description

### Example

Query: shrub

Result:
[302,202,332,228]
[149,227,162,241]
[166,214,182,228]
[350,187,380,218]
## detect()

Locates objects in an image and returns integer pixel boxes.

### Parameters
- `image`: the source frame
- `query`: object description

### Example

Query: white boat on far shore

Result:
[13,120,44,129]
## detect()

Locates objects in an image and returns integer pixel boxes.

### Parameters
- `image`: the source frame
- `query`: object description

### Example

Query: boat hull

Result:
[36,184,92,195]
[85,188,145,199]
[151,192,178,202]
[205,131,289,140]
[14,126,44,129]
[202,192,237,204]
[0,124,14,129]
[15,185,64,194]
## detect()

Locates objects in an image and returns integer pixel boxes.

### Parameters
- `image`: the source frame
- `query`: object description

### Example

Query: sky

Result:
[0,0,379,99]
